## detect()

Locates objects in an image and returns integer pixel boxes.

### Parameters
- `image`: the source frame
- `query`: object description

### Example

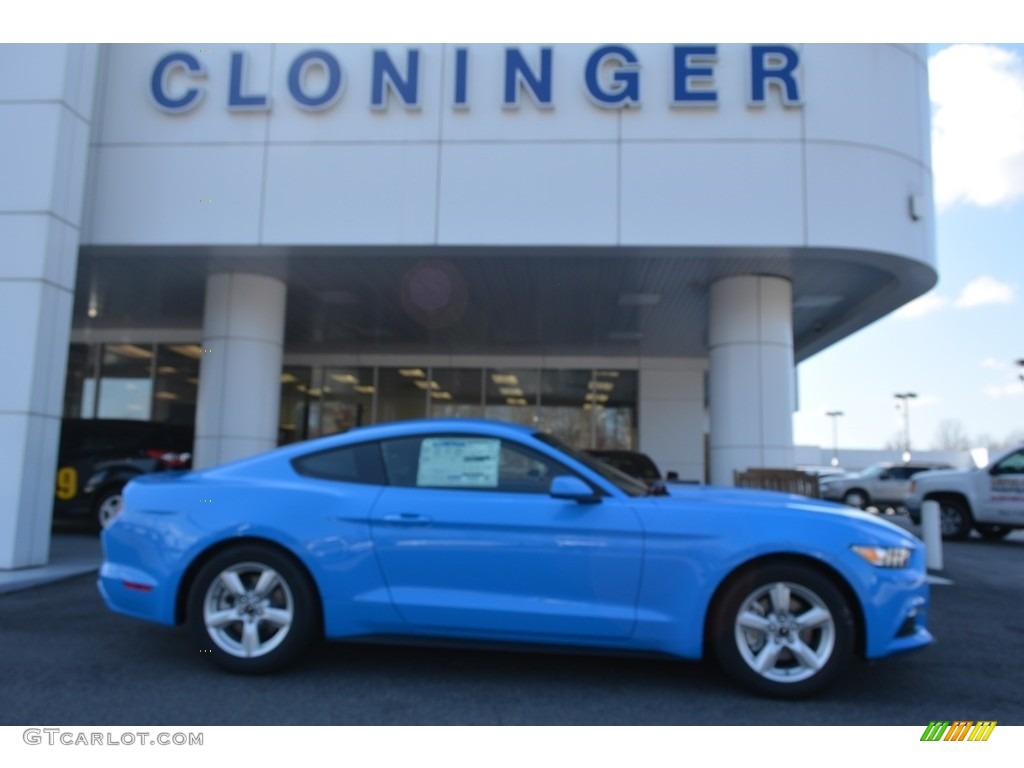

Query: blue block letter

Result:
[151,52,205,113]
[750,45,801,106]
[585,45,640,108]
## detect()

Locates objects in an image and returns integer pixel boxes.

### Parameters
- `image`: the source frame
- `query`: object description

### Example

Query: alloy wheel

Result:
[203,562,295,659]
[733,580,837,684]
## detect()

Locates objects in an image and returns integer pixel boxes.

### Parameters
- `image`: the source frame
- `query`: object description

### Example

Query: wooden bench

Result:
[733,468,820,498]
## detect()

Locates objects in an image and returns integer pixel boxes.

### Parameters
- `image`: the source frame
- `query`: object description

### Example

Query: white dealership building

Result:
[1,43,936,568]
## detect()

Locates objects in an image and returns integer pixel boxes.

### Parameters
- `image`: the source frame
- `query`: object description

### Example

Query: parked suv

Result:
[819,461,952,510]
[905,445,1024,540]
[54,418,193,529]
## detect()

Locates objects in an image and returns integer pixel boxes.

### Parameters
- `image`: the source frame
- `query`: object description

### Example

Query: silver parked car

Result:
[820,462,952,510]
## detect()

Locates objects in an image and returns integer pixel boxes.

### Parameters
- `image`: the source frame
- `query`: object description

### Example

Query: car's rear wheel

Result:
[188,544,318,673]
[936,497,972,541]
[975,524,1012,540]
[710,563,854,698]
[842,490,868,509]
[94,486,125,529]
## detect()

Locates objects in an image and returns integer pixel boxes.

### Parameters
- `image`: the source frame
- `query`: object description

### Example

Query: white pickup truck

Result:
[904,444,1024,540]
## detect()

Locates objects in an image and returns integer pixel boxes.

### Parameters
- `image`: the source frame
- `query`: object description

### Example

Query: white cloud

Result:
[930,44,1024,210]
[981,357,1008,370]
[954,275,1016,308]
[894,292,949,319]
[985,382,1024,399]
[908,394,941,409]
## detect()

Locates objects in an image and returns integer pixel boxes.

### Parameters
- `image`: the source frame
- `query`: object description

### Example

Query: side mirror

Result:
[878,470,891,480]
[549,475,601,504]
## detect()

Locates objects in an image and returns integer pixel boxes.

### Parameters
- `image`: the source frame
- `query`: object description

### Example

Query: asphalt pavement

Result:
[1,519,1022,725]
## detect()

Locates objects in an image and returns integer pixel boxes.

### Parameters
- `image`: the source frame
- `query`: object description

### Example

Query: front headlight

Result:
[851,545,912,568]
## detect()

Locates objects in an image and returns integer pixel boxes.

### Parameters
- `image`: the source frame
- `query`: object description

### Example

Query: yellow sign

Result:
[55,466,78,501]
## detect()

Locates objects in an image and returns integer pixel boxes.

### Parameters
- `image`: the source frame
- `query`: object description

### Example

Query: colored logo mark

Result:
[920,721,997,742]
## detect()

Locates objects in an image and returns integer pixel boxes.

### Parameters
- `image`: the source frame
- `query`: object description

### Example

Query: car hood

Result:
[912,467,975,484]
[642,484,916,541]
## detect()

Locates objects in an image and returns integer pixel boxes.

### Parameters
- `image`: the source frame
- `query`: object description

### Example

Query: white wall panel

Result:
[87,145,264,244]
[805,143,930,258]
[96,44,272,145]
[0,216,77,288]
[262,143,439,244]
[620,141,804,246]
[0,104,60,212]
[437,142,618,245]
[802,45,926,161]
[0,44,67,101]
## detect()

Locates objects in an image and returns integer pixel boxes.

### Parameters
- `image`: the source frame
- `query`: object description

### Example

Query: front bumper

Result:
[860,548,933,658]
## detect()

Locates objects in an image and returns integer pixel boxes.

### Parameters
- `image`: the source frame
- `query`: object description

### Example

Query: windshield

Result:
[535,433,651,498]
[859,464,887,478]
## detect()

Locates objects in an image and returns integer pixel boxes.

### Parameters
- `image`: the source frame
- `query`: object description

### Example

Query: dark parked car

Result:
[585,449,698,495]
[54,418,193,529]
[586,450,665,486]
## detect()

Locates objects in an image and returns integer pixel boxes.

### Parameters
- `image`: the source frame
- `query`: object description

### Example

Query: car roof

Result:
[346,418,539,439]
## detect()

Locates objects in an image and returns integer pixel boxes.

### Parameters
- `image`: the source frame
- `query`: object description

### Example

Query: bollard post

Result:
[921,499,943,571]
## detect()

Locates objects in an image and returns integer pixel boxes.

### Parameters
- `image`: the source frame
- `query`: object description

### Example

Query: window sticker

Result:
[417,437,500,488]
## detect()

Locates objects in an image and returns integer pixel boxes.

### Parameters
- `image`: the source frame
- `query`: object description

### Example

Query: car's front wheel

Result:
[187,544,319,673]
[710,563,854,698]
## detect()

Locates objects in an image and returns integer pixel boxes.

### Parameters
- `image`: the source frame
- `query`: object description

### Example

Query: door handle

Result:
[381,513,434,526]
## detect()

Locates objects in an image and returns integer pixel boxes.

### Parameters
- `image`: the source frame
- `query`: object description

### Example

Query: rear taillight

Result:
[146,449,192,468]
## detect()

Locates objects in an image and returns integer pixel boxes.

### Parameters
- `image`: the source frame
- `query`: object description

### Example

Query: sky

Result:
[11,2,1024,453]
[793,43,1024,452]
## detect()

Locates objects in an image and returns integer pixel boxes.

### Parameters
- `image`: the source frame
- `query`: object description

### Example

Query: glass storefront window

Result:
[320,366,374,436]
[97,343,153,420]
[63,343,98,418]
[537,369,637,450]
[428,368,483,418]
[153,344,200,425]
[63,348,641,453]
[279,366,313,444]
[377,367,429,423]
[484,368,539,428]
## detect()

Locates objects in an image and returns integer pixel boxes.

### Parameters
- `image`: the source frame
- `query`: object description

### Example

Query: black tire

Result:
[710,562,854,698]
[975,524,1012,540]
[94,485,126,530]
[842,489,868,509]
[187,544,319,673]
[936,497,973,541]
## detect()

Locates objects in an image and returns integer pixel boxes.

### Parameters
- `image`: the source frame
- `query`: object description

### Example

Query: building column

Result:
[193,272,287,469]
[638,359,707,483]
[0,45,99,569]
[708,275,795,486]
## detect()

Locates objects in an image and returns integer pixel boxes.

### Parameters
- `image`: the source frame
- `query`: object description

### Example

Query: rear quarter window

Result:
[292,441,386,485]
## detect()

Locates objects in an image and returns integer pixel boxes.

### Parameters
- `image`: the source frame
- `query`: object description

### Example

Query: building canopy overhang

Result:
[74,244,936,363]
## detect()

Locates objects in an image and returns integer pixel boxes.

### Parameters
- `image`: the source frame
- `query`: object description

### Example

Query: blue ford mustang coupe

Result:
[99,419,932,697]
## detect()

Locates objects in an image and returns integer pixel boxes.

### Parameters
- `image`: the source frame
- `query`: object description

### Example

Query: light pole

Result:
[894,392,918,461]
[1017,359,1024,387]
[826,410,844,467]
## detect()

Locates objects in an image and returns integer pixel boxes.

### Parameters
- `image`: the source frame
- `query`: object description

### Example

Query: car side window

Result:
[381,435,575,494]
[993,450,1024,475]
[292,441,386,485]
